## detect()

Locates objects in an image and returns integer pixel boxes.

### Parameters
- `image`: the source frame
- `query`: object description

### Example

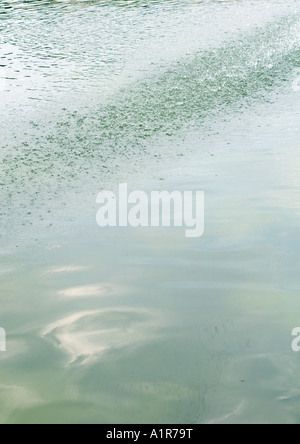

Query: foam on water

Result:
[1,0,300,245]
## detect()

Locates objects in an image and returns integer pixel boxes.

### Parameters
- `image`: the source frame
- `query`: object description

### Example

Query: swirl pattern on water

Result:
[42,308,170,365]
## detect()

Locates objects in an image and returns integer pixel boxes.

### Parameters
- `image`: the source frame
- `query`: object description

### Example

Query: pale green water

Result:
[1,0,300,424]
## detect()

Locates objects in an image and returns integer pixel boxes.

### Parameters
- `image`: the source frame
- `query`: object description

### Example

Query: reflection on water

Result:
[58,284,113,298]
[42,307,169,365]
[1,118,300,423]
[0,384,42,424]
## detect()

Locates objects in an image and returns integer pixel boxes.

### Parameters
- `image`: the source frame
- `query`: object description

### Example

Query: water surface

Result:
[0,0,300,424]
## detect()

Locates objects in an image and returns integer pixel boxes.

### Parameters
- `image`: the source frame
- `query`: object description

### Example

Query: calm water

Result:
[1,0,300,424]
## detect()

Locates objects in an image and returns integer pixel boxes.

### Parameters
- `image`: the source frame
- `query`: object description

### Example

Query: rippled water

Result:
[1,0,300,424]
